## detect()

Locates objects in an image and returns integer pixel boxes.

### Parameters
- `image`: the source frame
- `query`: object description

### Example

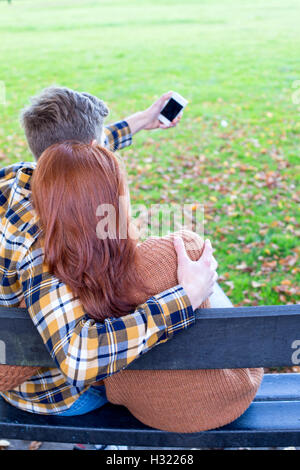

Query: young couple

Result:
[0,87,262,431]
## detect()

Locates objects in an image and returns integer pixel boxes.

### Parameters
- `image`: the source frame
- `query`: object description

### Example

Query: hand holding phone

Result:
[158,92,188,126]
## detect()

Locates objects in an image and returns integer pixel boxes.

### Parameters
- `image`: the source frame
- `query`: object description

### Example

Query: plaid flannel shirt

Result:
[0,120,194,414]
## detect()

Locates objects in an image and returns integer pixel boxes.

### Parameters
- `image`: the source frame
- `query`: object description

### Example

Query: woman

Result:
[29,141,263,428]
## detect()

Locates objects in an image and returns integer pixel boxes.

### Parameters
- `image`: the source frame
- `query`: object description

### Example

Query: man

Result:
[0,87,218,415]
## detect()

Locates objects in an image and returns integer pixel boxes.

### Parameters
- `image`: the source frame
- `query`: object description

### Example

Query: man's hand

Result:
[125,91,182,135]
[142,91,182,130]
[174,238,218,311]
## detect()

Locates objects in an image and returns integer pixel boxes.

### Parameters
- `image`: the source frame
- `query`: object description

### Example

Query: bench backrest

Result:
[0,304,300,369]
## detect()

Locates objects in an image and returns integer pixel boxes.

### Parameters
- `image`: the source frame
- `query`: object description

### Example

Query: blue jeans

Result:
[209,282,233,308]
[56,385,108,416]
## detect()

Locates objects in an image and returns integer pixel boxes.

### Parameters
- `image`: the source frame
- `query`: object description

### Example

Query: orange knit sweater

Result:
[104,230,264,433]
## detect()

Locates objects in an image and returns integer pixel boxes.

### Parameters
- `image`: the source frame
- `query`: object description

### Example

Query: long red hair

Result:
[31,141,144,321]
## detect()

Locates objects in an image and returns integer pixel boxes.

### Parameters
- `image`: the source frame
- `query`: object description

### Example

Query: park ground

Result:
[0,0,299,307]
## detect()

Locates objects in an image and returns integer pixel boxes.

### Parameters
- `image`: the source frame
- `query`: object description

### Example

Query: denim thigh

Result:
[56,385,108,416]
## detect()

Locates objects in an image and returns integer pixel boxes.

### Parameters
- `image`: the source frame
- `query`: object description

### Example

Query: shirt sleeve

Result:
[18,239,194,388]
[104,120,132,151]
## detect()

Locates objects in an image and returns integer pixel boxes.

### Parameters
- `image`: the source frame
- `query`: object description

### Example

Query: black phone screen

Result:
[160,98,183,121]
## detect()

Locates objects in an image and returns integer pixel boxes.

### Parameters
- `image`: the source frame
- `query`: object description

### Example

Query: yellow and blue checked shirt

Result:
[0,121,194,414]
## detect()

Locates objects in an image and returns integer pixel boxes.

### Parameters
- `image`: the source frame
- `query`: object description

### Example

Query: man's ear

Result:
[91,139,98,146]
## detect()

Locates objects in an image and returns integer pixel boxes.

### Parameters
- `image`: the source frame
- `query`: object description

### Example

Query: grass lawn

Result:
[0,0,299,306]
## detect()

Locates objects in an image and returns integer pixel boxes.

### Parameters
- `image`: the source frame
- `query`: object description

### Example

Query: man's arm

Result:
[103,92,181,151]
[125,91,181,134]
[104,120,132,152]
[18,239,195,388]
[18,235,217,389]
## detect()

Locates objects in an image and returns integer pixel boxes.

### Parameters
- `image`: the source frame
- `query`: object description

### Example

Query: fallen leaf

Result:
[236,261,248,270]
[224,281,234,290]
[0,440,10,450]
[261,260,277,272]
[273,285,300,296]
[279,255,298,267]
[28,441,42,450]
[281,279,292,286]
[251,281,265,288]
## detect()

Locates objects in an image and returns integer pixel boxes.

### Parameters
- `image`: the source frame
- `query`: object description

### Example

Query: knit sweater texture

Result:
[104,230,264,432]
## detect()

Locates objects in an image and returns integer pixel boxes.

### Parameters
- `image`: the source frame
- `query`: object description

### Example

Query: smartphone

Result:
[158,92,188,126]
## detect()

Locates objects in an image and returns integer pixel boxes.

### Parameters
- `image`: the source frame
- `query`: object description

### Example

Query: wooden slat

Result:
[1,304,300,368]
[1,374,300,447]
[127,304,300,369]
[0,307,56,367]
[255,373,300,401]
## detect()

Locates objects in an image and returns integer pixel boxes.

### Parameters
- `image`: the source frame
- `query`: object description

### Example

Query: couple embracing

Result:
[0,87,263,431]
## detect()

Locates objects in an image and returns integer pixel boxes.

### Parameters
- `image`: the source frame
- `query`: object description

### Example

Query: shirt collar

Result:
[8,162,41,241]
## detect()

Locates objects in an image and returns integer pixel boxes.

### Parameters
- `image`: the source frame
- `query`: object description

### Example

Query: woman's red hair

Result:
[31,141,144,321]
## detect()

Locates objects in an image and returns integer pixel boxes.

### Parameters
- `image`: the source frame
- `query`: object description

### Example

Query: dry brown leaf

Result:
[279,255,298,267]
[28,441,42,450]
[273,285,300,296]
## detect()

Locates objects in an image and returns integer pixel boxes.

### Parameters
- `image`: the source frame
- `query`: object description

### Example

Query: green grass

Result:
[0,0,299,306]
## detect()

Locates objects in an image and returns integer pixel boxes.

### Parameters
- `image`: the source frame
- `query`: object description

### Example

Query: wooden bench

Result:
[0,304,300,449]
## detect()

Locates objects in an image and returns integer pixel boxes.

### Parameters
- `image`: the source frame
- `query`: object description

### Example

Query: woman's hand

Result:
[174,238,218,311]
